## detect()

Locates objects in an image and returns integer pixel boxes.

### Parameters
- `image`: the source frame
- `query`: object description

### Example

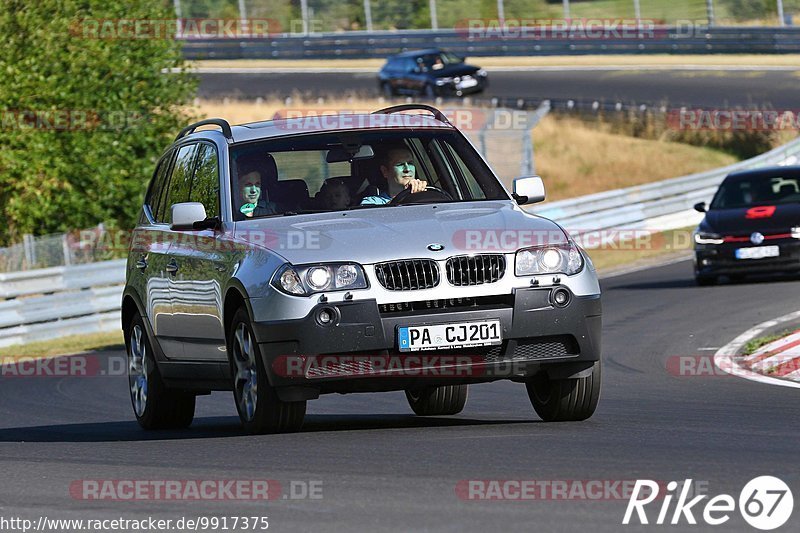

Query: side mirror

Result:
[513,176,546,205]
[693,202,707,213]
[171,202,208,231]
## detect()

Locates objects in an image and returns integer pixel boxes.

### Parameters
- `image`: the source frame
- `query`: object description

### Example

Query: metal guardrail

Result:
[535,137,800,238]
[181,26,800,60]
[0,260,126,347]
[3,136,800,347]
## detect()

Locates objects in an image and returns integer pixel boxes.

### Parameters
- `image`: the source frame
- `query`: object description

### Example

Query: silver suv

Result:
[122,105,602,434]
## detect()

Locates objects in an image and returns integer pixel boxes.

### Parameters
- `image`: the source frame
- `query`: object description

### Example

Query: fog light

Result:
[552,288,571,307]
[316,307,338,326]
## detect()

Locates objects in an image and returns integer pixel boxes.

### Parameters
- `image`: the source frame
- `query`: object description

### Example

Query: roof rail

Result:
[175,118,233,142]
[371,104,452,126]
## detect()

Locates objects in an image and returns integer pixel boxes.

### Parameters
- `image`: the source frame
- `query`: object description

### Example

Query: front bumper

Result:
[251,286,601,393]
[436,77,488,96]
[694,239,800,276]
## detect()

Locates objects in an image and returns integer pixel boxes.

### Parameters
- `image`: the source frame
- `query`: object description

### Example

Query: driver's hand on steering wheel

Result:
[406,179,428,194]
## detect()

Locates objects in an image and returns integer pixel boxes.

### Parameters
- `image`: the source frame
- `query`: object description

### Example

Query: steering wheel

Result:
[389,185,454,206]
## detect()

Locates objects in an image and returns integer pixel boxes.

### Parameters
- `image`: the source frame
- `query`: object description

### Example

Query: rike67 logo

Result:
[623,477,793,530]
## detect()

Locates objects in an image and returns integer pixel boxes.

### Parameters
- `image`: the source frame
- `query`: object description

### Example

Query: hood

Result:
[234,201,565,265]
[702,203,800,235]
[433,63,480,78]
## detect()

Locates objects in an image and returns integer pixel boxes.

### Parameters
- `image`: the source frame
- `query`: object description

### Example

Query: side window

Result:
[161,144,198,224]
[145,152,173,223]
[190,143,220,219]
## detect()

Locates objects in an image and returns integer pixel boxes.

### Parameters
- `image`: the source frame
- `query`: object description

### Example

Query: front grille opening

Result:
[379,294,514,314]
[446,254,506,286]
[375,259,440,291]
[483,336,580,362]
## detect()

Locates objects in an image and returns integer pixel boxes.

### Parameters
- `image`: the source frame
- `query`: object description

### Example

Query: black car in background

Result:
[378,49,488,98]
[693,166,800,285]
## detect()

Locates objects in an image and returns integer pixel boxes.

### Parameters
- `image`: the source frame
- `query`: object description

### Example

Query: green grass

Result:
[742,331,793,356]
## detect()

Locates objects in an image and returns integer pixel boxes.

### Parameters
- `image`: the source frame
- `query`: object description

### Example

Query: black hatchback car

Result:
[693,166,800,285]
[378,49,488,98]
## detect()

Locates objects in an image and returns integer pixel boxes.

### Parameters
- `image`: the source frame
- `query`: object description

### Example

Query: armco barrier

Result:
[181,26,800,60]
[0,260,126,347]
[534,136,800,237]
[3,137,800,347]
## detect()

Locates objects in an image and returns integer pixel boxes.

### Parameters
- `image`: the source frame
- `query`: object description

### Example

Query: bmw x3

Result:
[122,105,602,434]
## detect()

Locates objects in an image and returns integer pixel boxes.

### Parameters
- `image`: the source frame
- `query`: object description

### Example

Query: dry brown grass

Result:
[533,115,737,200]
[192,98,739,201]
[192,54,800,70]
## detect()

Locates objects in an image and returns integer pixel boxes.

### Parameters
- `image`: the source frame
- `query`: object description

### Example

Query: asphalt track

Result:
[198,70,800,108]
[1,259,799,532]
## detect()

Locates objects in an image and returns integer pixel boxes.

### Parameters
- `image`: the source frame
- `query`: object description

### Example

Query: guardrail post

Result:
[23,234,36,268]
[62,233,72,266]
[363,0,373,32]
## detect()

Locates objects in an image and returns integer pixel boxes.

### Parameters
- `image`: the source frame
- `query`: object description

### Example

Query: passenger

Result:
[361,144,428,205]
[320,179,352,210]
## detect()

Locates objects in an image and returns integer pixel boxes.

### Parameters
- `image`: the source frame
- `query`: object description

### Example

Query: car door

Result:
[168,142,230,361]
[130,148,184,359]
[151,142,199,358]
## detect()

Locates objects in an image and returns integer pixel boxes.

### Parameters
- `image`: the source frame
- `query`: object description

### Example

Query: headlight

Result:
[272,263,368,296]
[435,77,453,86]
[477,69,488,77]
[792,226,800,239]
[515,243,584,276]
[694,231,724,245]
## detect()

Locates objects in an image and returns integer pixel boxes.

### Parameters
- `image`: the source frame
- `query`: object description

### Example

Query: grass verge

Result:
[0,331,124,361]
[742,331,794,357]
[586,227,694,273]
[191,54,800,70]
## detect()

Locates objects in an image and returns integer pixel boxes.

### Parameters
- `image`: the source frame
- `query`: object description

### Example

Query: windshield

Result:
[229,130,508,220]
[417,51,463,71]
[709,174,800,209]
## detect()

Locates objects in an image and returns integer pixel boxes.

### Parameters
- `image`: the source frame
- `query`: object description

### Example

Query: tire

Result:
[526,361,601,422]
[126,313,195,430]
[228,307,306,434]
[423,84,436,98]
[695,275,717,286]
[381,82,394,98]
[405,385,468,416]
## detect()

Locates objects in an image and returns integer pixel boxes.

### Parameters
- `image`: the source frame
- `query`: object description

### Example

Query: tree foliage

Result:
[0,0,196,245]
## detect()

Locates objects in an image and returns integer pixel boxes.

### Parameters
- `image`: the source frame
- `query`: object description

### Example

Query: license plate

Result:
[398,320,502,352]
[735,246,780,259]
[458,78,478,89]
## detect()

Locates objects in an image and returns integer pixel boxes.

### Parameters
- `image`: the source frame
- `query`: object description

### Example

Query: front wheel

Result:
[695,274,717,286]
[126,313,195,429]
[405,385,468,416]
[228,308,306,434]
[526,361,601,422]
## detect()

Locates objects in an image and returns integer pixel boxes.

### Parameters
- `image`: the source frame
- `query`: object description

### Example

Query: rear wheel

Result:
[526,361,601,422]
[423,84,436,98]
[405,385,468,416]
[126,313,195,429]
[229,308,306,434]
[381,82,394,98]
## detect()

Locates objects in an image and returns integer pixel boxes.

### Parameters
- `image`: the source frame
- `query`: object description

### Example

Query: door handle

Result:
[135,257,148,271]
[166,259,179,274]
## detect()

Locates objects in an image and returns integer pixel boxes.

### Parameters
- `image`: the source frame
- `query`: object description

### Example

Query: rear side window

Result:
[161,144,198,223]
[190,143,220,219]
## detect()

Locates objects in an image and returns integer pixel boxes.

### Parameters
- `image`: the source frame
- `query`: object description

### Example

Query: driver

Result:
[361,144,427,205]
